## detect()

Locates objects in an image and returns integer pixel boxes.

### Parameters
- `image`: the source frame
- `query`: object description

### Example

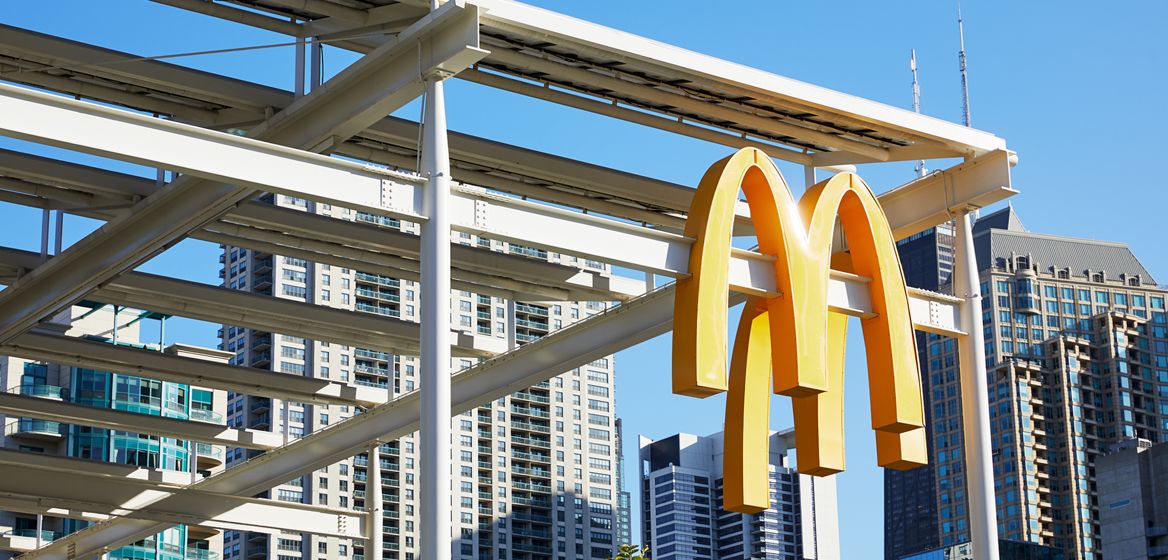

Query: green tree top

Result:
[608,544,650,560]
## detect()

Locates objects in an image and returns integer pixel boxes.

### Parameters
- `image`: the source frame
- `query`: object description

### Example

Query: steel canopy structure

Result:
[0,1,1015,559]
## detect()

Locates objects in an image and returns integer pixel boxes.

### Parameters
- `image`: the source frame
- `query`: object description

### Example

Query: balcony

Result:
[189,408,224,424]
[196,442,224,469]
[514,303,548,316]
[512,542,553,554]
[512,392,550,404]
[355,302,400,318]
[355,272,400,288]
[511,421,550,434]
[17,384,63,400]
[355,212,401,229]
[355,363,391,376]
[515,318,548,330]
[7,418,62,441]
[511,450,550,463]
[513,481,552,493]
[355,348,392,361]
[511,436,550,448]
[512,511,552,524]
[511,465,551,477]
[0,529,60,551]
[510,406,549,418]
[355,286,401,302]
[512,526,552,539]
[186,549,220,560]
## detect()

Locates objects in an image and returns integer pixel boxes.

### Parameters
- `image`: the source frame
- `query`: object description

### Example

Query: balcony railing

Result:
[189,408,224,424]
[17,384,63,399]
[186,549,221,560]
[2,529,60,542]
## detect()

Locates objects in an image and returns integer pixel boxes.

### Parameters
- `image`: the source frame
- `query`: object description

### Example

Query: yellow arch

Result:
[673,147,928,512]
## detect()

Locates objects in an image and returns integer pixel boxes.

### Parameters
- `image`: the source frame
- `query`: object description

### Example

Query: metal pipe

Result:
[367,443,383,560]
[953,210,999,559]
[36,513,42,548]
[420,0,453,553]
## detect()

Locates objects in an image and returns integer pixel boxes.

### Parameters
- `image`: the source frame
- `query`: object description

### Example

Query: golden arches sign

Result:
[672,147,929,513]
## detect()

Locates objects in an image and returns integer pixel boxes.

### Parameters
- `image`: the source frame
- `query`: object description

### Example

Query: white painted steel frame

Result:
[419,37,455,560]
[0,82,1011,317]
[15,283,687,560]
[0,2,1017,557]
[0,1,484,344]
[954,211,1000,559]
[0,450,365,539]
[0,248,504,358]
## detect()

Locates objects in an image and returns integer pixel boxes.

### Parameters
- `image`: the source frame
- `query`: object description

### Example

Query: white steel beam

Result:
[0,150,641,301]
[0,393,282,450]
[0,450,365,539]
[0,81,423,220]
[0,2,484,344]
[1,332,388,407]
[0,24,743,231]
[0,81,1013,296]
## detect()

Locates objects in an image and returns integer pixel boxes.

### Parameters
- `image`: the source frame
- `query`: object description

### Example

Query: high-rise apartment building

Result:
[1096,438,1168,560]
[884,207,1168,560]
[638,430,839,560]
[219,196,625,560]
[0,305,230,560]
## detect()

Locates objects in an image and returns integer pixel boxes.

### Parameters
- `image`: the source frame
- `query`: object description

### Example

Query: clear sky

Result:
[2,1,1166,557]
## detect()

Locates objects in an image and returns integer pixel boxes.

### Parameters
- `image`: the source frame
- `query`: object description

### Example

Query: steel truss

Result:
[0,1,1014,558]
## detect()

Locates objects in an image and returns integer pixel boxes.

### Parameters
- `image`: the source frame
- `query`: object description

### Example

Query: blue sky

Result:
[2,1,1167,556]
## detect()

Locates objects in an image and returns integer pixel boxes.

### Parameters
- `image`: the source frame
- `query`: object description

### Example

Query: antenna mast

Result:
[958,1,972,127]
[911,49,926,177]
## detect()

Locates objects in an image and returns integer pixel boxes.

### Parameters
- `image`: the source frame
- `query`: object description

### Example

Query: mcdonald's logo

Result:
[672,147,929,513]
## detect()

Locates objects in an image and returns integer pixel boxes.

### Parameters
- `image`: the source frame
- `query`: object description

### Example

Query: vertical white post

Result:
[420,0,453,554]
[953,210,999,560]
[310,38,323,91]
[35,513,43,548]
[367,444,383,560]
[294,37,306,98]
[53,210,63,254]
[39,208,50,262]
[803,164,817,190]
[505,299,517,350]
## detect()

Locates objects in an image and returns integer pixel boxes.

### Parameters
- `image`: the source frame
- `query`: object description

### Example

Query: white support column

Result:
[294,36,306,98]
[39,208,50,262]
[420,0,454,554]
[803,164,816,190]
[953,210,1000,560]
[36,513,43,548]
[367,443,383,560]
[53,210,63,255]
[505,299,516,350]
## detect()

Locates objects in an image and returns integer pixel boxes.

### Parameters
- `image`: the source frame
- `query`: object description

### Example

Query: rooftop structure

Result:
[0,1,1014,559]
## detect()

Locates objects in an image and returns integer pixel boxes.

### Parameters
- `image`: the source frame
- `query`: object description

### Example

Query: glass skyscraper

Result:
[884,207,1168,560]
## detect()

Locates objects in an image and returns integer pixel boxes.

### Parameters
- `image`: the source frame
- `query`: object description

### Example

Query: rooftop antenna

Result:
[911,49,926,178]
[958,1,972,127]
[957,1,978,219]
